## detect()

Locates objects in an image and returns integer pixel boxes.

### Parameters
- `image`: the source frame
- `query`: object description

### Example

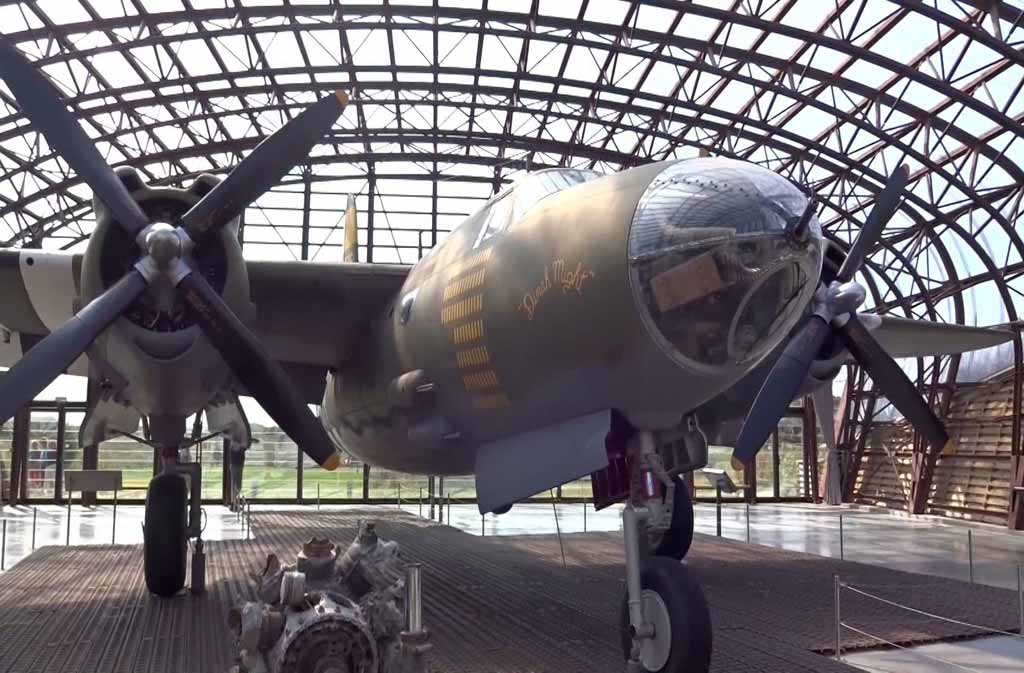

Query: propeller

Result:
[732,165,949,475]
[0,42,345,469]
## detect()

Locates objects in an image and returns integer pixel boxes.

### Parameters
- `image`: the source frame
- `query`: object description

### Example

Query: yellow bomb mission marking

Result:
[518,259,596,321]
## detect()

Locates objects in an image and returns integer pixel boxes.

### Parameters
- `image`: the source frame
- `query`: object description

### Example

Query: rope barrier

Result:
[842,583,1024,640]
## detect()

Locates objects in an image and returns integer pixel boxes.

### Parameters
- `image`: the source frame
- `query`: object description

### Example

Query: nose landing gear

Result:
[143,470,188,597]
[144,437,205,598]
[620,431,711,673]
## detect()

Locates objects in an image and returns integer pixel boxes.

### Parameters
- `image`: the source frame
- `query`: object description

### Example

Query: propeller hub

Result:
[825,280,866,317]
[144,223,183,269]
[811,279,867,324]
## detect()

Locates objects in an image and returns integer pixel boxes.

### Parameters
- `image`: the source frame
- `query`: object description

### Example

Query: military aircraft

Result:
[0,42,1012,673]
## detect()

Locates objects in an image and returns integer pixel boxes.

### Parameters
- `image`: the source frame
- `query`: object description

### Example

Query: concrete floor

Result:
[426,500,1024,591]
[1,500,1022,672]
[2,500,1022,588]
[844,635,1024,673]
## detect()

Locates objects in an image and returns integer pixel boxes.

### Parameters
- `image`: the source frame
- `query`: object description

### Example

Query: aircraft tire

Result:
[144,472,188,598]
[652,477,694,560]
[619,557,712,673]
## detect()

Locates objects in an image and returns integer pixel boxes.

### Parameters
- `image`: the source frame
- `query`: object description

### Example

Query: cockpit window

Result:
[471,168,602,248]
[513,169,602,221]
[473,191,513,249]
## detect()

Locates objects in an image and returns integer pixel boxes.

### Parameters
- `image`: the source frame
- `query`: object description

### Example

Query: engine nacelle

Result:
[79,168,252,417]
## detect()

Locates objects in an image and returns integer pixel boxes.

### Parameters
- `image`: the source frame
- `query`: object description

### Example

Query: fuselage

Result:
[322,157,823,475]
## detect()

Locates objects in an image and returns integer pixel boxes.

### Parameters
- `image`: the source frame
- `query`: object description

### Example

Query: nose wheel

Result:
[143,472,188,597]
[621,431,711,673]
[619,557,711,673]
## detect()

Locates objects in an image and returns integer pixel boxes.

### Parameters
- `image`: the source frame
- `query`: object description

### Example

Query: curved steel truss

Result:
[0,1,1023,511]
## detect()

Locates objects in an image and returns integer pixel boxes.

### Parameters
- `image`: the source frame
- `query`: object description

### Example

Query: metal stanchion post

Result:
[112,490,118,544]
[419,488,423,517]
[1017,563,1022,637]
[746,503,751,543]
[834,575,842,661]
[399,562,432,672]
[66,496,72,545]
[1,519,6,570]
[715,485,722,537]
[31,508,37,550]
[839,514,845,561]
[446,493,451,525]
[406,564,422,632]
[968,530,974,584]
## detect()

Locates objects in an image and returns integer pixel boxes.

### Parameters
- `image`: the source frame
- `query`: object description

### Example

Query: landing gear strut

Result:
[620,431,711,673]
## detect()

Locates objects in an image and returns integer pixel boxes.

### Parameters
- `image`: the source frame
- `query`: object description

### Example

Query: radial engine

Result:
[228,522,431,673]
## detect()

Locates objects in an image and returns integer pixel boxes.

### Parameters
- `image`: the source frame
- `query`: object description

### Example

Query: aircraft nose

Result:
[627,158,823,373]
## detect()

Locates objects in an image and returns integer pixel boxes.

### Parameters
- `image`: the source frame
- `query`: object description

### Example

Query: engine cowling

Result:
[79,167,252,417]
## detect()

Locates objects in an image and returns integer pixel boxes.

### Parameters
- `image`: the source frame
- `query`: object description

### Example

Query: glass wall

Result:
[4,404,819,505]
[777,416,809,498]
[27,413,60,499]
[302,453,364,500]
[243,424,298,499]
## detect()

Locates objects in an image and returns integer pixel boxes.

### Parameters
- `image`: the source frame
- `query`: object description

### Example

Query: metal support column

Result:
[54,398,66,502]
[300,168,311,262]
[1008,330,1024,530]
[296,444,304,503]
[366,169,376,263]
[910,355,959,516]
[222,438,231,505]
[9,405,29,505]
[362,463,370,501]
[81,380,99,506]
[802,401,820,502]
[771,428,780,499]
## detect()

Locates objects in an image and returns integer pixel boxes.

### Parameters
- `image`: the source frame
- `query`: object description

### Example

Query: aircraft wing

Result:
[246,259,408,401]
[864,315,1013,359]
[0,249,408,402]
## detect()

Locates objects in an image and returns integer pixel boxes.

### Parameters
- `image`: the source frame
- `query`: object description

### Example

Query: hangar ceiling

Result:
[0,0,1021,344]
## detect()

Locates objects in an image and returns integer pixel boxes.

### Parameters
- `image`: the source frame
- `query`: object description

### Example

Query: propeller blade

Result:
[179,91,349,240]
[810,384,836,451]
[175,271,341,469]
[836,316,948,452]
[836,165,909,283]
[732,316,833,466]
[0,41,149,237]
[0,271,147,424]
[811,384,844,505]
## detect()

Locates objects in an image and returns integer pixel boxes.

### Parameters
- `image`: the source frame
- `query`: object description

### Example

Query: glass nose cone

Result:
[628,158,823,374]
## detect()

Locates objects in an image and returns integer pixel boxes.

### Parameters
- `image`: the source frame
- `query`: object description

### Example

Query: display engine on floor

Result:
[227,522,431,673]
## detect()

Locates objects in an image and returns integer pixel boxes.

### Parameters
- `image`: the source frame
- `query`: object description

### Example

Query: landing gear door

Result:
[474,409,611,515]
[79,386,141,447]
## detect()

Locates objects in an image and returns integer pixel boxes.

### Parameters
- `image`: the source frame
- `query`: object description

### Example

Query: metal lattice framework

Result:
[0,1,1023,516]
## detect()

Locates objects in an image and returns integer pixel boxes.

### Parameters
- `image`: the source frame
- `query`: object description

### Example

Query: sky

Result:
[0,0,1021,423]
